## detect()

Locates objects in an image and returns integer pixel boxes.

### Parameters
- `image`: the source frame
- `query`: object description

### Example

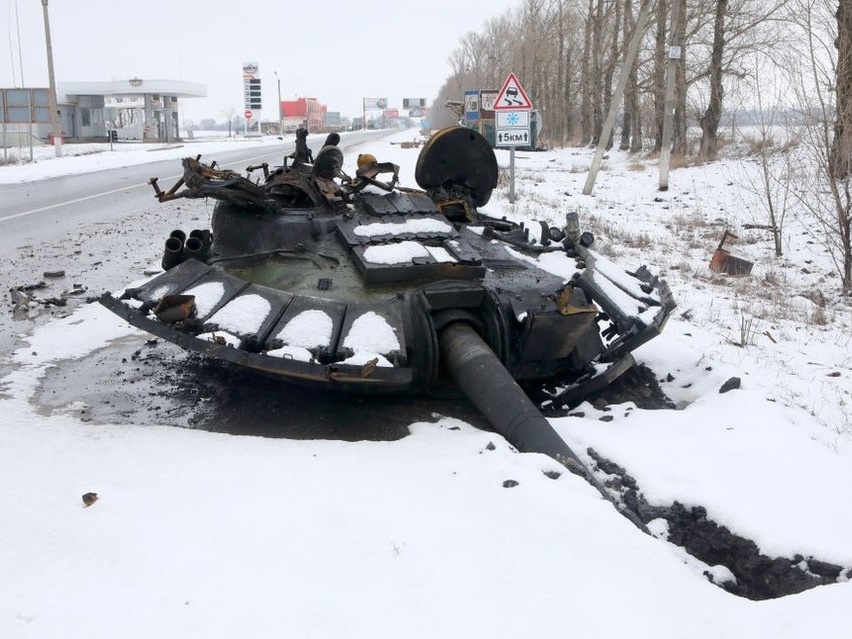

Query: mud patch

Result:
[584,364,677,410]
[35,335,489,441]
[587,449,851,600]
[533,364,676,417]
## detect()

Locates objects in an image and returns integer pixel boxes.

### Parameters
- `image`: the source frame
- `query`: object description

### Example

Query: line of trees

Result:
[434,0,789,158]
[432,0,851,293]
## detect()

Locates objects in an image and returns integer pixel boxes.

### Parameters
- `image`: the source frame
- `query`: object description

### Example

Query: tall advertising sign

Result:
[242,62,261,120]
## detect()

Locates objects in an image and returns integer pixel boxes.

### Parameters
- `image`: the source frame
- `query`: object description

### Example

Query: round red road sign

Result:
[244,109,253,119]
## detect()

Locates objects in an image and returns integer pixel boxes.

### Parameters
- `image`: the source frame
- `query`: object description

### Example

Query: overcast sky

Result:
[1,0,521,124]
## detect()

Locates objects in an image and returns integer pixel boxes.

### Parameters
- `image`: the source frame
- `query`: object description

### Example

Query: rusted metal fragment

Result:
[709,230,753,276]
[153,294,196,324]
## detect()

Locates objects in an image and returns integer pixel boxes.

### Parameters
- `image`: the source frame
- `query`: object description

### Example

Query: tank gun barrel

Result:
[438,321,647,531]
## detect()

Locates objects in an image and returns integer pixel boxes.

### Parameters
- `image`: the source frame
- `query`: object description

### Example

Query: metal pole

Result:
[27,89,33,161]
[582,0,653,195]
[658,0,683,191]
[509,146,516,203]
[41,0,63,157]
[275,71,283,135]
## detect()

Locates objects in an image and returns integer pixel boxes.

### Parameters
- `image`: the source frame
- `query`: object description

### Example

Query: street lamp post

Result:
[41,0,63,157]
[274,71,283,136]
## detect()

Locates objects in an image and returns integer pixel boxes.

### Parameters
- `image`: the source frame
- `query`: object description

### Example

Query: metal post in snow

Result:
[582,0,653,195]
[509,146,516,204]
[275,72,283,135]
[28,90,33,162]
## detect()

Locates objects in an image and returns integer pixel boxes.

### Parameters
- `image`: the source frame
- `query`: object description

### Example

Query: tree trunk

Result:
[566,48,576,143]
[619,0,632,150]
[672,0,688,156]
[590,0,606,145]
[557,0,567,145]
[581,0,594,145]
[832,0,852,179]
[621,0,642,151]
[699,0,728,159]
[630,93,643,151]
[653,0,668,152]
[831,0,852,294]
[604,0,621,150]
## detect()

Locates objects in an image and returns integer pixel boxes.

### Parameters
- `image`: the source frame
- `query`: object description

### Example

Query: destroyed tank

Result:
[99,126,674,516]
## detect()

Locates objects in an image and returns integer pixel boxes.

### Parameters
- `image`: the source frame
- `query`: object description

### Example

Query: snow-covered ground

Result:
[1,128,851,638]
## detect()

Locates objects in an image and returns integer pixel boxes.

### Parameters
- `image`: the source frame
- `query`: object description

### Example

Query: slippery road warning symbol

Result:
[494,73,533,110]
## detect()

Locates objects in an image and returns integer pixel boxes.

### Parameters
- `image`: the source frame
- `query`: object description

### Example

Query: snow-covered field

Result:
[1,127,851,638]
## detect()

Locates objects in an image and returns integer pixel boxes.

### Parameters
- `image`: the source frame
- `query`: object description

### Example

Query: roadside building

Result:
[1,78,206,144]
[280,97,326,132]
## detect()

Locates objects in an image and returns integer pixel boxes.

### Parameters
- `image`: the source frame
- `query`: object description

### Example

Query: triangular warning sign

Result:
[494,73,533,110]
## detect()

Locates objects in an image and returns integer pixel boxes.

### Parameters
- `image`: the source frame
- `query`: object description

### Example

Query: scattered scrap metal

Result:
[9,279,91,315]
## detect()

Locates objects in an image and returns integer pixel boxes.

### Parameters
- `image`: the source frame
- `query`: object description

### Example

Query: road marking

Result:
[0,149,287,223]
[0,179,161,222]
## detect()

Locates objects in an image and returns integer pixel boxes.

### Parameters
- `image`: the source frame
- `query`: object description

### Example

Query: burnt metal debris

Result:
[100,126,675,522]
[709,229,754,276]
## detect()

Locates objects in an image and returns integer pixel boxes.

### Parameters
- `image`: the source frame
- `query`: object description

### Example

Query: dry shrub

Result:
[762,269,784,287]
[740,133,776,157]
[811,306,830,326]
[620,231,652,249]
[669,153,690,170]
[670,208,714,230]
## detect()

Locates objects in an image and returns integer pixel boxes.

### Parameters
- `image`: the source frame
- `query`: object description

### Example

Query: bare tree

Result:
[580,0,595,144]
[832,0,852,289]
[220,105,238,138]
[555,0,577,144]
[620,0,643,151]
[603,0,622,149]
[690,0,790,158]
[698,0,727,158]
[737,61,794,256]
[831,0,852,178]
[653,0,668,151]
[672,0,688,156]
[789,0,852,294]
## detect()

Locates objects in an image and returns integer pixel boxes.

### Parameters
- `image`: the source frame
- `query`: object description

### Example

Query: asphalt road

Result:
[0,130,388,243]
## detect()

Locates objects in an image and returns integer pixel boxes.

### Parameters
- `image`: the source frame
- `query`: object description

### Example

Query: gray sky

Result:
[2,0,520,123]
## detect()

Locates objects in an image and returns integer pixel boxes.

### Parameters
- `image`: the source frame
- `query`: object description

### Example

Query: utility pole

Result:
[658,0,682,191]
[41,0,63,157]
[274,71,283,135]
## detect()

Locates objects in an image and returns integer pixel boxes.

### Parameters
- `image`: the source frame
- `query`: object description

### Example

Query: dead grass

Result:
[669,154,691,170]
[811,306,830,326]
[669,208,716,230]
